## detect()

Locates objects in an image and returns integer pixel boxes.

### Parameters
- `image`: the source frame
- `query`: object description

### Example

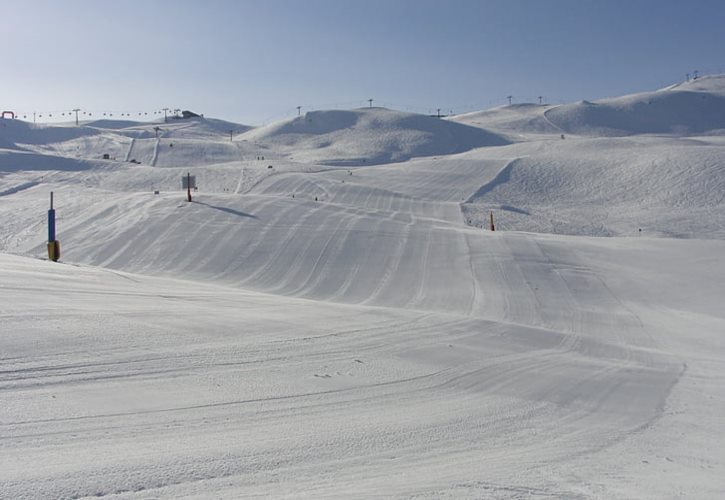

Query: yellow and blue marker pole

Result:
[47,191,60,261]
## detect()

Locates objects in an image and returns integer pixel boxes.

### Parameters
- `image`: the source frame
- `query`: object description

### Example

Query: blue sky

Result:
[3,0,725,125]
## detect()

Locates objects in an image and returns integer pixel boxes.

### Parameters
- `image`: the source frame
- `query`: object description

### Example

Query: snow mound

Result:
[546,79,725,136]
[239,108,509,165]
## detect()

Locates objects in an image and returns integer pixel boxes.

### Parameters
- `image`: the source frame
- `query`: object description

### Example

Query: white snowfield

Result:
[1,77,725,499]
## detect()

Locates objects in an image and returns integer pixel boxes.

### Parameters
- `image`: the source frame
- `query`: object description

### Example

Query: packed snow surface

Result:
[1,77,725,498]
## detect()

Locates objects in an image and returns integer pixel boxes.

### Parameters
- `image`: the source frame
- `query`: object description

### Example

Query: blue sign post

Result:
[48,192,56,241]
[47,192,60,261]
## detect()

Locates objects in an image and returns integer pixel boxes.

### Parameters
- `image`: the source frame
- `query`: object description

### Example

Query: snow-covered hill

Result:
[1,76,725,498]
[545,75,725,137]
[461,136,725,238]
[451,74,725,138]
[1,116,254,168]
[1,118,103,149]
[449,103,562,138]
[239,107,510,165]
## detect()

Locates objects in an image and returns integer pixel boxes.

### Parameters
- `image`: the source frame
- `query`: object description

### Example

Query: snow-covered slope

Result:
[1,116,254,167]
[660,72,725,93]
[82,117,253,139]
[545,75,725,136]
[452,75,725,138]
[239,107,510,165]
[1,118,103,148]
[2,231,724,498]
[461,136,725,238]
[1,77,725,499]
[449,103,563,137]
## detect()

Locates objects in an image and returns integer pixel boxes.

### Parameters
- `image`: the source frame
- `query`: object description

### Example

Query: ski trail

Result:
[124,137,136,162]
[463,231,483,316]
[150,138,159,166]
[234,167,245,194]
[542,107,568,134]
